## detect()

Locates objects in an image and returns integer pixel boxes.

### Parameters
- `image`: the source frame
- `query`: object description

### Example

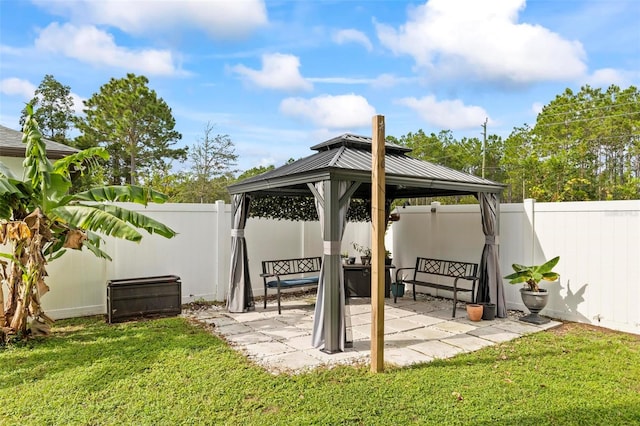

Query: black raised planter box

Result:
[107,275,181,324]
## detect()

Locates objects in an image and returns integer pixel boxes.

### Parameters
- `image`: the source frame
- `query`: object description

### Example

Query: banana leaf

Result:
[73,185,168,205]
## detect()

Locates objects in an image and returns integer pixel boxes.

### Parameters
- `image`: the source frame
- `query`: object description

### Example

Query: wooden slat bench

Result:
[261,257,322,314]
[395,257,479,317]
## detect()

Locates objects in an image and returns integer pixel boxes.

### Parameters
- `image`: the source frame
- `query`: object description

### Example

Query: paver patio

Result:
[184,293,560,374]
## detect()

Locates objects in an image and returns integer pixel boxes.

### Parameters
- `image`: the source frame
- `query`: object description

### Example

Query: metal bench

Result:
[261,257,322,314]
[395,257,479,317]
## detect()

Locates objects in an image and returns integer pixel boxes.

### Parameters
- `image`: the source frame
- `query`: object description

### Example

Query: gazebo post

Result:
[322,179,342,353]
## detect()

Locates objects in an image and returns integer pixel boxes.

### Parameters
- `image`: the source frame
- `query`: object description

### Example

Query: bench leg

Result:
[277,285,281,315]
[264,285,268,309]
[412,283,417,301]
[452,289,457,318]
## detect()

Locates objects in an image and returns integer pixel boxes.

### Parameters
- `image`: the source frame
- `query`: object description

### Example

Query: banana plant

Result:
[0,105,177,341]
[504,256,560,292]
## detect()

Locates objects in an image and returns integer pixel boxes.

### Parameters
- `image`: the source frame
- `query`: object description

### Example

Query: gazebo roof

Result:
[0,124,78,159]
[228,133,505,199]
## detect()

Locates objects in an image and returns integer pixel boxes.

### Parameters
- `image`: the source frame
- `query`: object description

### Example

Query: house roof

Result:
[0,124,78,159]
[228,133,505,199]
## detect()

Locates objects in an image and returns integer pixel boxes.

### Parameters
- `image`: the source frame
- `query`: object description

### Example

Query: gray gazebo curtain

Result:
[227,193,254,313]
[477,192,506,317]
[311,180,352,350]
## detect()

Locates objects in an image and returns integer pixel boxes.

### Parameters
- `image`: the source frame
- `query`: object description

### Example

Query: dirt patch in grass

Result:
[548,320,640,340]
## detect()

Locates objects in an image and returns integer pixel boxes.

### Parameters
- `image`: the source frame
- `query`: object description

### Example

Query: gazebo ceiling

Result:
[227,133,505,199]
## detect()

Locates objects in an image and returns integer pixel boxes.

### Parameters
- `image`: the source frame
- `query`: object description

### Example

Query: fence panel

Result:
[27,199,639,335]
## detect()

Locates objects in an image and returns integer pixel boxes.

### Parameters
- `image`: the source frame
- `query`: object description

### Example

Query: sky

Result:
[1,0,639,172]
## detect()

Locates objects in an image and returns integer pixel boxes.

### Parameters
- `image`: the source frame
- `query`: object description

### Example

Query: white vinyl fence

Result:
[16,199,640,335]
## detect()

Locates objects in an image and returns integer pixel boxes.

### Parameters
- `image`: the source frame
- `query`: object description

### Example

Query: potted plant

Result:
[466,303,483,321]
[504,256,560,324]
[351,242,372,265]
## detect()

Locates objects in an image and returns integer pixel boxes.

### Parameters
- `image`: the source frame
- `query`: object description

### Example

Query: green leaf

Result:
[511,263,528,272]
[0,177,22,196]
[52,147,110,175]
[50,205,144,242]
[44,172,72,205]
[73,185,168,205]
[0,160,16,179]
[538,256,560,274]
[0,253,26,273]
[89,204,177,238]
[83,237,112,260]
[47,249,67,262]
[541,272,560,281]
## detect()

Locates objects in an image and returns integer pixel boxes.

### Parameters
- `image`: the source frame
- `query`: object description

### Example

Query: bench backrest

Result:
[262,257,322,277]
[414,257,478,279]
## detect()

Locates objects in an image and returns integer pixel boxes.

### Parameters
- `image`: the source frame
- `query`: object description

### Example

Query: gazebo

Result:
[227,133,506,353]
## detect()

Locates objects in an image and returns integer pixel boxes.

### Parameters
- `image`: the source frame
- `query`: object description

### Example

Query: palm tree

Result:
[0,105,177,341]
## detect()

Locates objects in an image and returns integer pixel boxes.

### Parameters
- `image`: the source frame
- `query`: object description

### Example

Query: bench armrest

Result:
[260,273,277,278]
[462,275,479,282]
[395,267,415,282]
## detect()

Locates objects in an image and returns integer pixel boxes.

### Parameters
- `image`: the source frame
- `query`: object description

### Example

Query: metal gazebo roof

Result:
[227,133,505,198]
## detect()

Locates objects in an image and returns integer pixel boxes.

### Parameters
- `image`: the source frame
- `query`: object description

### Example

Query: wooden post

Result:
[371,115,386,373]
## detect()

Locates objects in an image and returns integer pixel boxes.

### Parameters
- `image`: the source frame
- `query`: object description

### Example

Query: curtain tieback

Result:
[231,229,245,238]
[485,235,498,245]
[323,241,341,255]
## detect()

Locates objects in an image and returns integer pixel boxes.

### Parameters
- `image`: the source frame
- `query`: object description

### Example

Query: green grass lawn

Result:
[1,316,639,425]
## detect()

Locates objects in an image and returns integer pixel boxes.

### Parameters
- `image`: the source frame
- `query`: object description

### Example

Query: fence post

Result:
[215,200,231,302]
[523,198,536,265]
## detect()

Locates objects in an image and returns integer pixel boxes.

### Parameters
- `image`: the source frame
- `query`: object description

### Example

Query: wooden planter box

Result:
[107,275,181,324]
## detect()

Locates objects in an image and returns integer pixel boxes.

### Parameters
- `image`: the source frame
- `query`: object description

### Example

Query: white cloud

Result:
[35,23,181,76]
[32,0,268,39]
[396,95,488,130]
[584,68,630,87]
[371,74,418,88]
[308,74,416,88]
[70,93,86,115]
[376,0,587,84]
[0,78,36,99]
[333,29,373,51]
[232,53,312,92]
[531,102,544,115]
[280,94,376,129]
[308,77,374,85]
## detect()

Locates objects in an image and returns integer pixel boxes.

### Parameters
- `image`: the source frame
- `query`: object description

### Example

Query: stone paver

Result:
[215,323,254,336]
[261,351,324,373]
[467,326,521,343]
[347,312,372,326]
[243,318,288,332]
[402,314,445,327]
[183,296,559,374]
[443,334,495,352]
[384,332,419,348]
[385,317,425,333]
[409,339,465,359]
[385,347,433,367]
[225,331,273,345]
[244,340,296,357]
[283,334,316,351]
[260,325,309,340]
[405,326,454,341]
[494,320,549,335]
[433,320,478,334]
